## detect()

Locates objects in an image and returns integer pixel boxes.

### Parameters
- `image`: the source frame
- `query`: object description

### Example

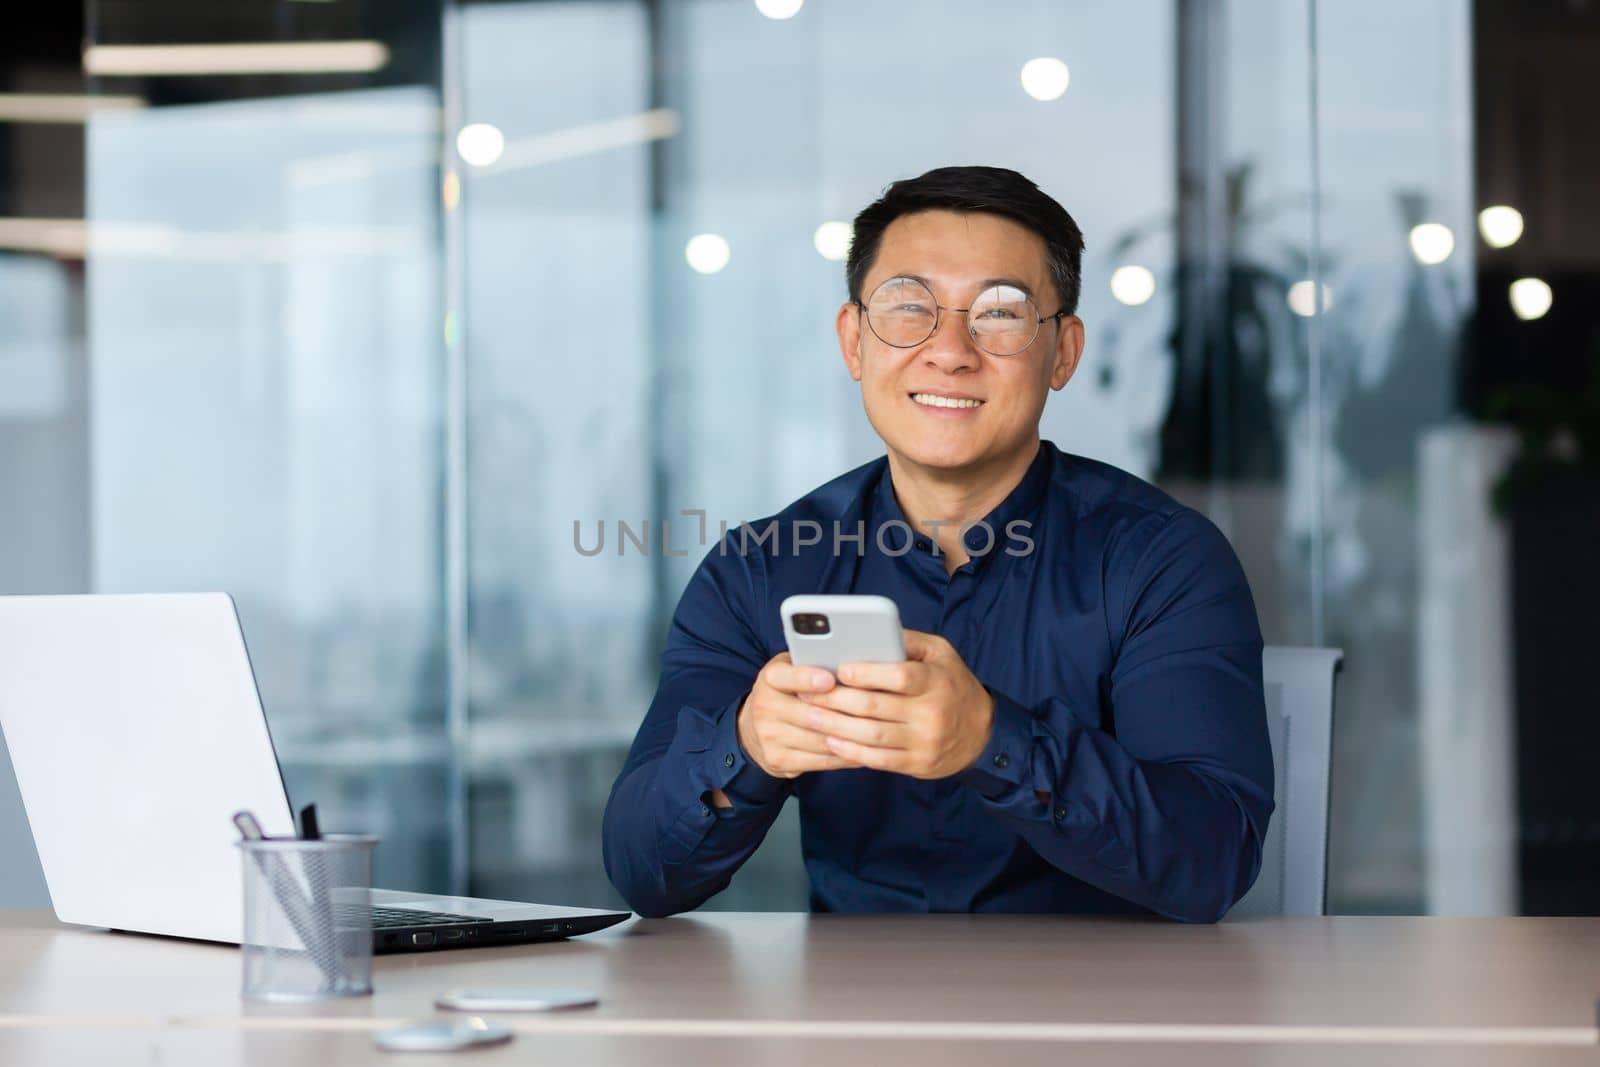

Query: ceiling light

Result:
[1509,278,1552,321]
[455,123,505,168]
[1478,206,1524,249]
[0,218,421,261]
[1020,58,1070,102]
[0,93,144,124]
[685,234,730,275]
[754,0,804,19]
[83,41,389,77]
[1408,223,1455,266]
[1109,265,1156,306]
[0,218,87,258]
[1286,279,1331,318]
[813,221,851,262]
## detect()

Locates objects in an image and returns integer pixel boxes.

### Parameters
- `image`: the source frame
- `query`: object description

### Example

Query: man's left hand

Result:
[799,629,994,779]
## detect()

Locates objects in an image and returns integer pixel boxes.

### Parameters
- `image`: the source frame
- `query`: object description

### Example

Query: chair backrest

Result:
[1228,646,1343,919]
[0,727,50,907]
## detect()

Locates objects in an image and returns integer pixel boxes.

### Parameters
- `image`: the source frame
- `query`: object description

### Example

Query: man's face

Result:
[836,210,1084,476]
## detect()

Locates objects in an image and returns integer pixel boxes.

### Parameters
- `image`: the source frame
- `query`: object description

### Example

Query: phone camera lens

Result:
[793,613,831,635]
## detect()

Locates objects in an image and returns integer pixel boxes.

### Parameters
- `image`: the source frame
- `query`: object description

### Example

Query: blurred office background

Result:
[1,0,1596,916]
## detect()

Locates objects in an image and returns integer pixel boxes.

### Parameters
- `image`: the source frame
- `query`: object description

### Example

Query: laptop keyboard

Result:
[334,904,493,929]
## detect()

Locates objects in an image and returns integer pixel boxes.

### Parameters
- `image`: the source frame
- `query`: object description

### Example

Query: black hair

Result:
[845,165,1085,314]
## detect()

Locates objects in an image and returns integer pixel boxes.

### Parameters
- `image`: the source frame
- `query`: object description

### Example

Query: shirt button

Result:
[723,752,735,768]
[1054,806,1067,821]
[700,804,712,817]
[992,753,1009,769]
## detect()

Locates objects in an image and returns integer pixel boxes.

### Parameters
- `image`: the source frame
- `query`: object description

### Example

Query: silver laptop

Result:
[0,593,628,952]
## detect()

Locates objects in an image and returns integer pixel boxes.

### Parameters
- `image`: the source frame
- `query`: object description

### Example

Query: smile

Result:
[910,393,983,410]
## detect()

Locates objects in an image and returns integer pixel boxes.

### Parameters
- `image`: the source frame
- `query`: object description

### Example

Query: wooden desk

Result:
[3,1027,1600,1067]
[2,909,1597,1057]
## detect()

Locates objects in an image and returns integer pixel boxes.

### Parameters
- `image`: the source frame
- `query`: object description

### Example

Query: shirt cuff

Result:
[700,694,788,807]
[958,687,1041,801]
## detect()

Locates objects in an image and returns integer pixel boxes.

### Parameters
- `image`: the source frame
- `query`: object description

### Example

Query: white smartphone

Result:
[434,988,599,1013]
[780,594,905,673]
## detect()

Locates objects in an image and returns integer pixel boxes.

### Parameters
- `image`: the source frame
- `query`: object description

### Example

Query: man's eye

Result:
[977,307,1021,319]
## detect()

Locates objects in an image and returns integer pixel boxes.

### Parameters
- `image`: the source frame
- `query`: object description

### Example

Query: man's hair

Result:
[845,165,1085,315]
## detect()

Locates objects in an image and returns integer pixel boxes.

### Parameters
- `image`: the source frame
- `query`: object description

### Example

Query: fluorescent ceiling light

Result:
[83,41,390,77]
[0,217,423,261]
[0,218,87,258]
[0,93,145,124]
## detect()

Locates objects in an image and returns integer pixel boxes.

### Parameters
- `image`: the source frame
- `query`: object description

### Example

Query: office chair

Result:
[1227,646,1344,919]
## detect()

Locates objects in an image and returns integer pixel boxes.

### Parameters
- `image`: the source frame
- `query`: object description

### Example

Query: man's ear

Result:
[1048,315,1085,391]
[836,302,864,381]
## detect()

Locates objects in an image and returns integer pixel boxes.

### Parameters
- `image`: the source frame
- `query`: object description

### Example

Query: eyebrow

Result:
[882,274,1037,300]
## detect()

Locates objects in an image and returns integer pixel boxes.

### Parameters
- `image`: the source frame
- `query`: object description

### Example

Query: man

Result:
[602,166,1273,923]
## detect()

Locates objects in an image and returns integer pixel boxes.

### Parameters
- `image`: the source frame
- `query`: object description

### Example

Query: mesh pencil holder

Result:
[237,835,376,1002]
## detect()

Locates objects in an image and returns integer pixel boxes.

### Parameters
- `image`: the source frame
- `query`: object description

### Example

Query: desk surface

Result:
[4,1027,1600,1067]
[2,909,1598,1059]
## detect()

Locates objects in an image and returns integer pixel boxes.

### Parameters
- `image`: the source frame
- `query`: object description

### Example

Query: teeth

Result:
[911,393,982,409]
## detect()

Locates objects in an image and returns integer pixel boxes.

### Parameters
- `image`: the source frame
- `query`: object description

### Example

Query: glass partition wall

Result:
[450,0,1476,915]
[11,0,1534,914]
[77,0,453,893]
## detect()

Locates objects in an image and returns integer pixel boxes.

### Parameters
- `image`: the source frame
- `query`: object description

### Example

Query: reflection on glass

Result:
[85,88,447,892]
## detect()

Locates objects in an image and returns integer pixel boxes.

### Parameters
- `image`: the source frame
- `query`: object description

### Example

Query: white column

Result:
[1418,424,1518,915]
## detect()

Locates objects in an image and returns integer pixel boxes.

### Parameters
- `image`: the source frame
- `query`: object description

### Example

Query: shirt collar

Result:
[870,441,1053,569]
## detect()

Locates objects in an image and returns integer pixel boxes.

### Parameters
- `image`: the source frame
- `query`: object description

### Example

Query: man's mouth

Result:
[910,392,983,410]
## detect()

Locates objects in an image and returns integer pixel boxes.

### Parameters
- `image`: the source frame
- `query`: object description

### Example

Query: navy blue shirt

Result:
[602,441,1273,923]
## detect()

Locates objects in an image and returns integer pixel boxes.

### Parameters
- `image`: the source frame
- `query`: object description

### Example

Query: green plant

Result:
[1486,339,1600,514]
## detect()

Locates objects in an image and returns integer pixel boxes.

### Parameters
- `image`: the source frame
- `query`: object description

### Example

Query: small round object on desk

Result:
[372,1019,513,1052]
[435,988,600,1013]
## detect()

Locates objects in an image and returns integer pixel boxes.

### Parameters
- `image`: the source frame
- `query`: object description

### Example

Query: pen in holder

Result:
[235,816,376,1002]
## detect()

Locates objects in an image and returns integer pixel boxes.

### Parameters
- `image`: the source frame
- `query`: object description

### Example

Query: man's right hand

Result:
[736,652,860,779]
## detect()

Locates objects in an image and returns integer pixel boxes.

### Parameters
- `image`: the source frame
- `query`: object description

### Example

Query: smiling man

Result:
[602,166,1274,923]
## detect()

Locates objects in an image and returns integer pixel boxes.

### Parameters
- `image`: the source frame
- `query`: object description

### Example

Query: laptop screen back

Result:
[0,593,296,942]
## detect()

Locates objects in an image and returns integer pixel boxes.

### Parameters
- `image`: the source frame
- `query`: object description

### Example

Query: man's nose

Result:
[919,310,983,371]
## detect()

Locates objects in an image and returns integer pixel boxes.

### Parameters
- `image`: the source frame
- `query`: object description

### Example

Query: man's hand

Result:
[735,652,860,780]
[799,630,995,779]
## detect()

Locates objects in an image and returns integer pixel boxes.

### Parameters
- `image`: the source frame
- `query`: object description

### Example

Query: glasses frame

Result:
[854,276,1070,357]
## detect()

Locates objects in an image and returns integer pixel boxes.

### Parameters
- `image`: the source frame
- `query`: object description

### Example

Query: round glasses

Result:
[857,276,1067,357]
